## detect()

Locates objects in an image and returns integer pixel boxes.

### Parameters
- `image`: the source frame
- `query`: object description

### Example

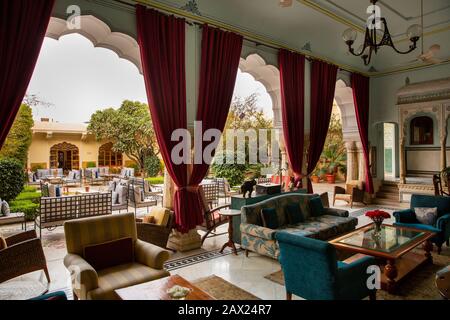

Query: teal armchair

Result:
[393,194,450,254]
[276,231,377,300]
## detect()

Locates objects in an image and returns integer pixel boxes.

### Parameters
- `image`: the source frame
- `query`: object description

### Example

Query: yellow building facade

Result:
[28,119,133,172]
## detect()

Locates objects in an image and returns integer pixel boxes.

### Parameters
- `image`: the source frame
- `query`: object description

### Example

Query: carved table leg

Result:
[424,239,433,263]
[220,216,238,255]
[384,259,398,294]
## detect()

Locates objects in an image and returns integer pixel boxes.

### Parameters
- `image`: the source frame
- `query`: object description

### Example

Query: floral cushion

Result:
[414,207,438,226]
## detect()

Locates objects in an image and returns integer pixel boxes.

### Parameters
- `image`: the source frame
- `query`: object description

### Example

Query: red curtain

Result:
[306,60,338,193]
[0,0,55,148]
[136,6,191,232]
[351,73,374,194]
[279,50,305,183]
[189,25,243,221]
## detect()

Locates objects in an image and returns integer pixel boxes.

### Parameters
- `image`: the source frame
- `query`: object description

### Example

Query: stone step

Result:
[371,198,406,209]
[375,192,398,200]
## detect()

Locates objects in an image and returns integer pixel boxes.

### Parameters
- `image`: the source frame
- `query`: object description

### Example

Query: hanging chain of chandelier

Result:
[342,0,422,66]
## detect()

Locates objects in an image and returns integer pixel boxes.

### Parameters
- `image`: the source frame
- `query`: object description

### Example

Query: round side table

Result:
[218,209,241,255]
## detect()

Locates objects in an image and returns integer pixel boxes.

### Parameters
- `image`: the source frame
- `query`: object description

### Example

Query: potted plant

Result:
[311,168,321,183]
[321,143,346,184]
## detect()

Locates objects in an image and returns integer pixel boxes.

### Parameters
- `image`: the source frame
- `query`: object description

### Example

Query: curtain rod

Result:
[113,0,352,71]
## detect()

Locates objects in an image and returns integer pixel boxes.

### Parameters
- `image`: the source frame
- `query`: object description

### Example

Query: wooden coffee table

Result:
[330,223,435,293]
[115,275,215,300]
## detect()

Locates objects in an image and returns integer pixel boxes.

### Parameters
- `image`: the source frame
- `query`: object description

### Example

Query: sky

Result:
[27,34,273,124]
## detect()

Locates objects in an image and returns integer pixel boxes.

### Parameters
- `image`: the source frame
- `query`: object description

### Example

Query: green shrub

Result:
[23,185,38,193]
[145,176,164,184]
[0,158,26,202]
[86,161,97,168]
[30,163,46,172]
[144,155,163,177]
[211,150,247,187]
[15,191,41,203]
[9,200,39,221]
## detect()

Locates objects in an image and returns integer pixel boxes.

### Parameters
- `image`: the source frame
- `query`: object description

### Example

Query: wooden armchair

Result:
[0,230,50,284]
[197,185,230,244]
[136,209,175,250]
[333,180,365,208]
[433,174,450,196]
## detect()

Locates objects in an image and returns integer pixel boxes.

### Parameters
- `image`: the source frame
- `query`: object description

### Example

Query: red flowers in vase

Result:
[365,210,391,231]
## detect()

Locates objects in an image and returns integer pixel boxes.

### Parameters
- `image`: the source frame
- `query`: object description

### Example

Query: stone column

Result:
[162,168,175,209]
[399,123,406,184]
[345,141,358,182]
[440,107,448,171]
[356,142,366,183]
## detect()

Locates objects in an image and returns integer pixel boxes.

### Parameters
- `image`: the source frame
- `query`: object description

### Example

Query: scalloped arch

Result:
[239,53,282,129]
[46,16,142,74]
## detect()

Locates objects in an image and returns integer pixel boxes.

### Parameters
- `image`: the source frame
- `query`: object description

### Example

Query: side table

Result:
[219,209,241,255]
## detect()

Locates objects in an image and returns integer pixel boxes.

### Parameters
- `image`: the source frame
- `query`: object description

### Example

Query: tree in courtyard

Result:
[0,104,34,167]
[211,94,274,184]
[88,100,159,176]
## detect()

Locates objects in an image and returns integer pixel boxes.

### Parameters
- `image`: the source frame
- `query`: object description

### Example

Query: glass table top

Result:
[335,224,426,253]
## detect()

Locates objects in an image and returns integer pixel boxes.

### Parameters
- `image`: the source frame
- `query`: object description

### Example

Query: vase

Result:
[374,221,382,233]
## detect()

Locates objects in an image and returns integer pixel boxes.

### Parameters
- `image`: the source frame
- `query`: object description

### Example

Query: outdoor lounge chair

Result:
[197,185,230,244]
[333,180,365,208]
[0,230,50,284]
[136,208,174,250]
[128,184,158,215]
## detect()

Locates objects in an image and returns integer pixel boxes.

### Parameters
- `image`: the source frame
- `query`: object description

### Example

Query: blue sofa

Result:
[393,194,450,254]
[240,193,358,259]
[276,232,377,300]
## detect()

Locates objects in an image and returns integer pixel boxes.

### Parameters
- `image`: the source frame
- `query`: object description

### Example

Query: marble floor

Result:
[0,193,391,300]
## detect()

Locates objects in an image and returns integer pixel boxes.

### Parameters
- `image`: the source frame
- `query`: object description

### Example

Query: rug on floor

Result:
[265,247,450,300]
[192,275,260,300]
[164,248,242,271]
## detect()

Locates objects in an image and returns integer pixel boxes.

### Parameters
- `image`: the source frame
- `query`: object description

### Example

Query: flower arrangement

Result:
[365,210,390,231]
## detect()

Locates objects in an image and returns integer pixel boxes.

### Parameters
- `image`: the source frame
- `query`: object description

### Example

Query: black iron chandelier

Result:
[342,0,422,65]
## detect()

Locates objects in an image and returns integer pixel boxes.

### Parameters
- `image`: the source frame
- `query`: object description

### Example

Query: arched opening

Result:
[210,53,280,187]
[50,142,80,172]
[98,142,123,168]
[410,116,434,145]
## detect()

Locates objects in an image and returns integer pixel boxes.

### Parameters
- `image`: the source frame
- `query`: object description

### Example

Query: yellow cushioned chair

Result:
[64,212,170,300]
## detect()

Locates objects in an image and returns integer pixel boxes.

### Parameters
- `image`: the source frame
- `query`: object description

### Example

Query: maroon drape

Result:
[306,60,338,193]
[189,25,243,216]
[0,0,55,148]
[351,73,374,194]
[279,50,305,183]
[136,6,192,232]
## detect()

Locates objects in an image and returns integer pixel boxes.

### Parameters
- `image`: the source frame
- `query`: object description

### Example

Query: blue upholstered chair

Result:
[393,194,450,254]
[276,231,377,300]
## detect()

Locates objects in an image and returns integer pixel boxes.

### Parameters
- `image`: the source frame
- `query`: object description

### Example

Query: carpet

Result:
[164,248,242,271]
[264,247,450,300]
[192,275,260,300]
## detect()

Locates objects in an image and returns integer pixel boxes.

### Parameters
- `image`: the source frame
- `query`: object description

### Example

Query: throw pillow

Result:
[2,201,10,216]
[55,186,62,197]
[108,181,117,192]
[133,186,142,203]
[140,190,145,202]
[112,191,119,204]
[309,197,324,217]
[151,207,170,227]
[116,184,125,204]
[414,207,438,226]
[48,184,56,198]
[285,203,304,224]
[83,237,133,271]
[143,215,156,224]
[260,208,279,229]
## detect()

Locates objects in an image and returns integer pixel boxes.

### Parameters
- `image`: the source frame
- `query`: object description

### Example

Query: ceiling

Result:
[151,0,450,74]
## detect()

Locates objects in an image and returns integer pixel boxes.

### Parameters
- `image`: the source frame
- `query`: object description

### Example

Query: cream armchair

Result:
[63,212,170,300]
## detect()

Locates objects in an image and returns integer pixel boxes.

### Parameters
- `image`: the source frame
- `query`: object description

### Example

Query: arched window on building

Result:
[98,142,123,167]
[410,116,434,145]
[50,142,80,171]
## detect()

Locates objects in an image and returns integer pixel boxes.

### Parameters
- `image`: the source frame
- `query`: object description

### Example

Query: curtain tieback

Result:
[176,185,199,193]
